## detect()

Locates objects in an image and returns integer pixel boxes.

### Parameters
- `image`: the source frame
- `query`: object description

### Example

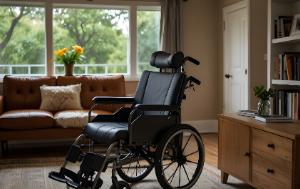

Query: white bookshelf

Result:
[272,79,300,86]
[272,35,300,44]
[268,0,300,89]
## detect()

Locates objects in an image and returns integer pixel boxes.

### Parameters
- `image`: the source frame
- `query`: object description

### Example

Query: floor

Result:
[2,133,219,166]
[0,134,252,189]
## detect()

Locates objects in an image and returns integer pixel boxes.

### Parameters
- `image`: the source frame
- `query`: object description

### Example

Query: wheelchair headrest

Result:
[150,51,184,69]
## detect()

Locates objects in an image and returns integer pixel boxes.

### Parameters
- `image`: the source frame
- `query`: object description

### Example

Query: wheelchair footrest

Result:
[49,171,67,183]
[66,180,80,188]
[48,167,79,184]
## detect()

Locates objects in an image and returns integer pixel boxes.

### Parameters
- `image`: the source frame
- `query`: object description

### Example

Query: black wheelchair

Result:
[49,51,205,189]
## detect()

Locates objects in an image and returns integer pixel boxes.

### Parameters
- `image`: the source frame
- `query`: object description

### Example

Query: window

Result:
[137,7,161,74]
[0,5,45,76]
[0,2,160,78]
[53,7,129,75]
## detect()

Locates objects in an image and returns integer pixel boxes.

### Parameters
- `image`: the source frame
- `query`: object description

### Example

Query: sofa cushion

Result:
[3,76,56,111]
[54,110,112,128]
[57,75,126,112]
[0,110,54,130]
[40,84,83,112]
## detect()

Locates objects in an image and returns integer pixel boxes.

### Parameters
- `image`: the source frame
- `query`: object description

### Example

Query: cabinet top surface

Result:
[219,113,300,139]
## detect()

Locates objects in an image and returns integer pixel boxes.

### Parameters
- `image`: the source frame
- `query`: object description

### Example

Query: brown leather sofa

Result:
[0,75,125,150]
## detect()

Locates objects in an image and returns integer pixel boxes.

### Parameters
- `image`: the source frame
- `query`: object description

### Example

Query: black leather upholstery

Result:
[83,52,186,145]
[135,71,185,115]
[150,51,184,69]
[84,122,128,144]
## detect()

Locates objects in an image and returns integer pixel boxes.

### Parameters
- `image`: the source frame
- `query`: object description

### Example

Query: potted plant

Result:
[254,85,274,116]
[54,45,85,76]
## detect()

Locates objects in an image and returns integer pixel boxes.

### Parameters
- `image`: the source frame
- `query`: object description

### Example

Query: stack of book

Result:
[274,16,293,38]
[273,90,300,120]
[255,115,292,123]
[273,53,300,80]
[238,110,257,118]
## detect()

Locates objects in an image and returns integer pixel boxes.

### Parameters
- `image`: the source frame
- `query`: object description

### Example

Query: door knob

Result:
[225,74,232,79]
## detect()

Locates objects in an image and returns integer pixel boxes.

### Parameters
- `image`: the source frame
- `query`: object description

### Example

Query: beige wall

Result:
[218,0,268,112]
[249,0,268,109]
[181,0,219,120]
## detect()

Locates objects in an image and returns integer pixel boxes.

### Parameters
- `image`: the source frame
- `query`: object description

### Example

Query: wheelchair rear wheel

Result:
[117,148,154,183]
[154,125,205,189]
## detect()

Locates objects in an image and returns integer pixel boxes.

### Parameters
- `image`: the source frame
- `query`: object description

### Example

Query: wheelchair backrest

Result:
[134,52,186,113]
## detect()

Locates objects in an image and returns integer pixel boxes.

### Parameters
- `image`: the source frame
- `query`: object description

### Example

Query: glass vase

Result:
[257,99,271,116]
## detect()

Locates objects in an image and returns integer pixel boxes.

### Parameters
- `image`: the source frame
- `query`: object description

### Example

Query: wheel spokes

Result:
[168,164,179,184]
[182,134,192,153]
[178,165,181,187]
[160,130,204,188]
[163,161,175,171]
[186,160,198,165]
[182,164,190,182]
[185,150,199,157]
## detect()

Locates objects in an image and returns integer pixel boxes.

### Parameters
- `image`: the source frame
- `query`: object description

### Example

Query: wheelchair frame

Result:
[49,51,204,189]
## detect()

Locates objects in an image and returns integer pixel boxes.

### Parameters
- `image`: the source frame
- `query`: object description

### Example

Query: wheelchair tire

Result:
[154,124,205,189]
[117,149,154,183]
[110,180,131,189]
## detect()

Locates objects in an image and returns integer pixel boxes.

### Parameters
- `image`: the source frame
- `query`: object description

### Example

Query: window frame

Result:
[0,0,161,80]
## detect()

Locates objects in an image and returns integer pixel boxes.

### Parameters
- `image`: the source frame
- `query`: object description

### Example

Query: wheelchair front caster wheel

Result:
[110,181,131,189]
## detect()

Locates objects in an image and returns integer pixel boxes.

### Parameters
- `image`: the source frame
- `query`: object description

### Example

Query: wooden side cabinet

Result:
[218,118,250,183]
[218,114,300,189]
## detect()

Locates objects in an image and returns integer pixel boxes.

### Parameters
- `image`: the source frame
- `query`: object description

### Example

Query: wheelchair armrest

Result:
[92,107,132,122]
[89,97,134,122]
[92,96,135,105]
[133,104,180,112]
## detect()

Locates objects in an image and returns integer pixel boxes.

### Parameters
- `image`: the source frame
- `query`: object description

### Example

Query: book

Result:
[238,110,257,117]
[255,115,292,123]
[274,16,293,38]
[273,53,300,80]
[286,54,295,80]
[273,56,280,79]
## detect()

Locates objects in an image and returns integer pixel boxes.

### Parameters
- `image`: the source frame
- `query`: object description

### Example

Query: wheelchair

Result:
[49,51,205,189]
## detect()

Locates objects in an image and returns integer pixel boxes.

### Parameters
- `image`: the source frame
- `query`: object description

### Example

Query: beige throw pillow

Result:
[54,110,97,128]
[40,84,83,112]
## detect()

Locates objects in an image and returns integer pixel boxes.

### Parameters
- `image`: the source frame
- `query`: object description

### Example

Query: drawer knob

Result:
[267,143,275,149]
[267,169,274,174]
[244,152,250,157]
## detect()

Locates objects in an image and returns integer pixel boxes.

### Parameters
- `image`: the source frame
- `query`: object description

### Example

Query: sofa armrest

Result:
[0,96,3,115]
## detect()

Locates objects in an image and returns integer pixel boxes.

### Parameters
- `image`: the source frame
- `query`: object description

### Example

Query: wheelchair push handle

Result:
[187,76,201,85]
[183,56,200,65]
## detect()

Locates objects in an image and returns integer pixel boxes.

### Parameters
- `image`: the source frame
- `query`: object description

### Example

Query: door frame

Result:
[223,0,250,113]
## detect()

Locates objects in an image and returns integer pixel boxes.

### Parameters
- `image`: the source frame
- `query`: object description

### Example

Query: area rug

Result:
[0,157,252,189]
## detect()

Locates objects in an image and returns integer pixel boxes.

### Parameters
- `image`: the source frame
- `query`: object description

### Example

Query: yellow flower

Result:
[62,48,68,53]
[54,48,67,57]
[72,45,84,54]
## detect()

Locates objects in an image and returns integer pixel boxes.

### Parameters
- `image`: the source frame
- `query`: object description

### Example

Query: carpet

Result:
[0,157,252,189]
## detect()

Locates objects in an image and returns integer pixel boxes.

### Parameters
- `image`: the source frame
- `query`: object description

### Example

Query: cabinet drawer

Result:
[252,129,293,162]
[252,154,292,189]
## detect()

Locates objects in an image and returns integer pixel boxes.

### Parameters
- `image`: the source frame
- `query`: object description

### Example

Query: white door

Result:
[223,1,249,113]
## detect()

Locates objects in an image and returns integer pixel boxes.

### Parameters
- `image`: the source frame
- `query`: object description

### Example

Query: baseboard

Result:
[183,120,218,133]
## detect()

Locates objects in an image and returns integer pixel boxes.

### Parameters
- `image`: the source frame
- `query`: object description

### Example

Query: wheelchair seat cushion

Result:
[84,122,128,144]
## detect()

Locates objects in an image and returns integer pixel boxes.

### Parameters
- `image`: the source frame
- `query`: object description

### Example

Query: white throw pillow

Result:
[40,84,83,112]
